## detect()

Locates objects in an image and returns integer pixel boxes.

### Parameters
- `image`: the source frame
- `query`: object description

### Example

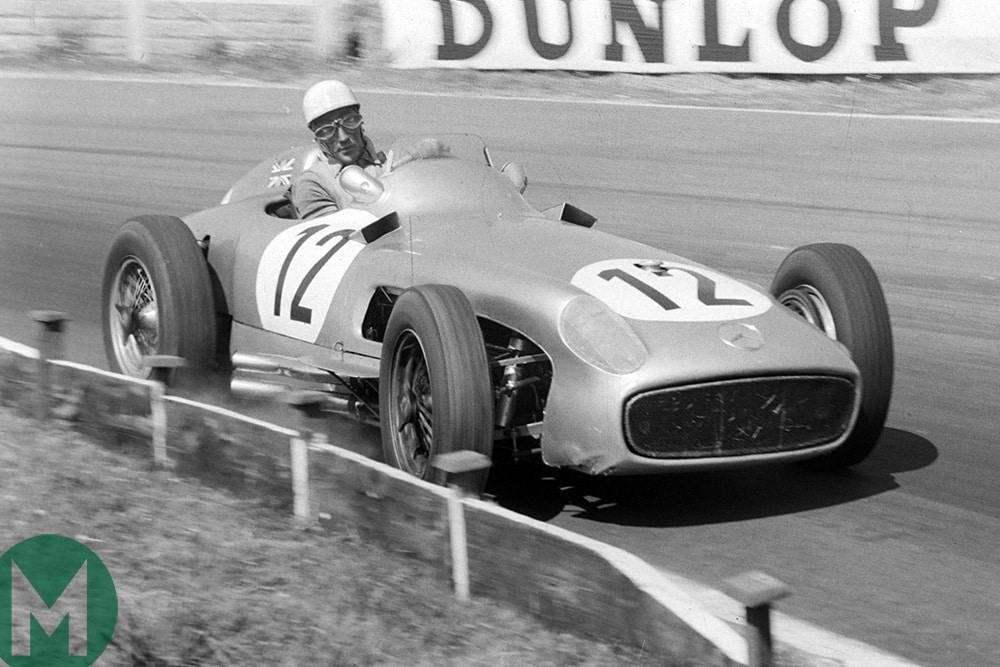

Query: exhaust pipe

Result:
[231,352,281,373]
[230,377,289,399]
[231,352,334,383]
[230,377,377,424]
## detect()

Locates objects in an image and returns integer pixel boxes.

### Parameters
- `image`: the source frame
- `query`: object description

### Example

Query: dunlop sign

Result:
[382,0,1000,74]
[0,536,118,667]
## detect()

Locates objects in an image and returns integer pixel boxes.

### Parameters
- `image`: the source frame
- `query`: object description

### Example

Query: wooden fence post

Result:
[142,354,186,387]
[290,435,310,522]
[314,0,345,59]
[723,571,790,667]
[124,0,148,62]
[150,381,169,468]
[289,391,327,524]
[32,311,69,420]
[432,450,492,602]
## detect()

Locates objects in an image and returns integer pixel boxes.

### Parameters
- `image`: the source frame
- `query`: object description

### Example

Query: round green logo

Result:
[0,535,118,667]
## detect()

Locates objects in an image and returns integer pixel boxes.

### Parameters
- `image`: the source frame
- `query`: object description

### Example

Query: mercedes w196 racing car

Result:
[102,135,893,492]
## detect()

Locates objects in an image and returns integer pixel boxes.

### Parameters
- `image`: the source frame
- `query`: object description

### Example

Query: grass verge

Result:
[0,407,659,666]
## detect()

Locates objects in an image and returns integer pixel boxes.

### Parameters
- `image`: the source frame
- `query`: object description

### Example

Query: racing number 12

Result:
[598,266,751,311]
[273,224,352,324]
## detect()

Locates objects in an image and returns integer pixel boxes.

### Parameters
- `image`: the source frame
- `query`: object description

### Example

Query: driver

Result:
[289,80,383,219]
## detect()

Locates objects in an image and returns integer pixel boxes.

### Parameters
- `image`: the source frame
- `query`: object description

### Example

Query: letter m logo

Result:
[10,560,87,656]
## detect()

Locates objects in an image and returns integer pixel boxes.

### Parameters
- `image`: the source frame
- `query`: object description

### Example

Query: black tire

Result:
[771,243,894,468]
[102,215,216,385]
[379,285,493,493]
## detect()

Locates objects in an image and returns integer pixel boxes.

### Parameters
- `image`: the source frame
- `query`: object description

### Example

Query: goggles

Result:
[313,113,363,140]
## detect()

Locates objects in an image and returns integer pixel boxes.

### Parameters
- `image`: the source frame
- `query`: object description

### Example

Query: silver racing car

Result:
[102,135,893,492]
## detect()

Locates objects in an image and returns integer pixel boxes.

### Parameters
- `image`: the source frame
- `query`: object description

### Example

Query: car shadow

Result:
[193,394,940,529]
[486,427,938,528]
[853,426,938,475]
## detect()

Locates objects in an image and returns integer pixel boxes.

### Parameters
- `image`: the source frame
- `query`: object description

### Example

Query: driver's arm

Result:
[290,163,342,219]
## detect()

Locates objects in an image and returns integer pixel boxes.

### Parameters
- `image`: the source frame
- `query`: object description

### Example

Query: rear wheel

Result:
[102,215,216,385]
[771,243,894,468]
[379,285,493,493]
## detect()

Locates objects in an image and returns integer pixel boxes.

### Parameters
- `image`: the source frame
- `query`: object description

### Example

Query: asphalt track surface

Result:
[2,75,999,666]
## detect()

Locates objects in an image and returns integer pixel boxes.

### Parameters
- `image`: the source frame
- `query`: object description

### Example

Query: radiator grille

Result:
[623,376,856,459]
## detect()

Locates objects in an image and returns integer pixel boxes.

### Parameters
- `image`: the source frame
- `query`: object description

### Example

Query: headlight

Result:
[558,296,647,374]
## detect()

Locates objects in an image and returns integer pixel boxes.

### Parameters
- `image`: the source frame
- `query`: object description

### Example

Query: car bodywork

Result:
[180,135,864,476]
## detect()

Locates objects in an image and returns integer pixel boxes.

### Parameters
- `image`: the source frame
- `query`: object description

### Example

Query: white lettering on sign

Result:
[571,259,772,322]
[255,209,374,343]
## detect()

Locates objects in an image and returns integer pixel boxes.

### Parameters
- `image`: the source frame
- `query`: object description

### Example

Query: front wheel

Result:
[379,285,493,493]
[102,215,216,385]
[771,243,894,468]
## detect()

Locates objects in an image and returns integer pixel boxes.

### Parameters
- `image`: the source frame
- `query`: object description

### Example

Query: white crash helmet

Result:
[302,80,359,127]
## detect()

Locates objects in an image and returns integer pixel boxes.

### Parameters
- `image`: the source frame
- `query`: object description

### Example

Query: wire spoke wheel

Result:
[101,215,217,385]
[108,257,160,377]
[387,330,434,477]
[776,284,837,340]
[379,285,493,492]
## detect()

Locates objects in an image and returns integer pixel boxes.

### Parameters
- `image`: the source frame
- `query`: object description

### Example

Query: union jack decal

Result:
[267,157,296,188]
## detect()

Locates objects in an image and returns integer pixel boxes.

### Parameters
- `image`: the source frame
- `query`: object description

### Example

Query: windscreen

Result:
[384,134,492,172]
